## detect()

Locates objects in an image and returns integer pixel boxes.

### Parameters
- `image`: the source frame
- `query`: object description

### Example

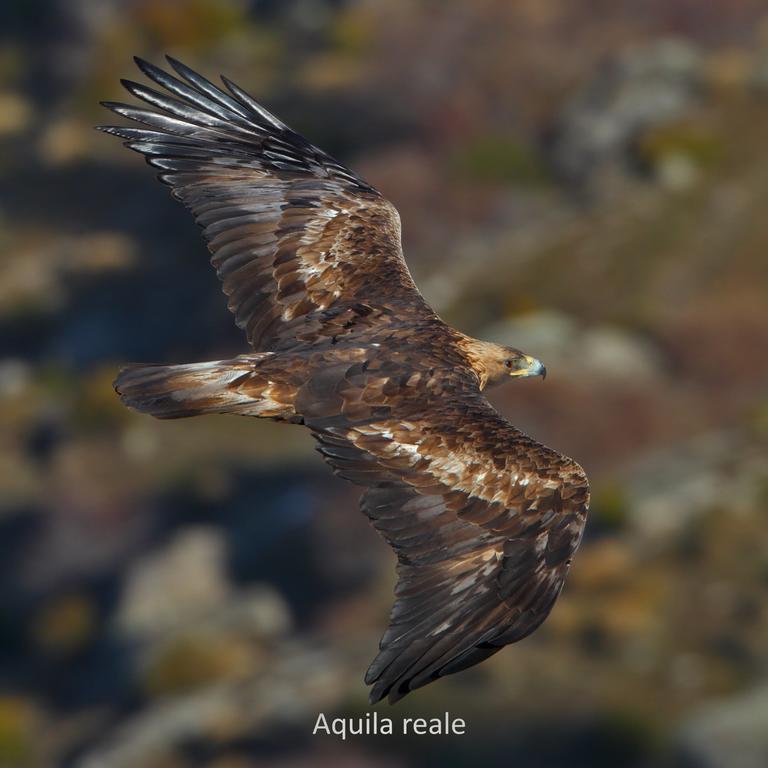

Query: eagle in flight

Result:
[100,57,589,705]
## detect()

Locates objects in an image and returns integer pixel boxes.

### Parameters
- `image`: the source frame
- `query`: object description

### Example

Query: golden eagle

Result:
[100,57,589,705]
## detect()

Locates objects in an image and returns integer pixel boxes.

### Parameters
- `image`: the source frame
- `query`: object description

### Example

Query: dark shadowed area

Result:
[1,1,768,766]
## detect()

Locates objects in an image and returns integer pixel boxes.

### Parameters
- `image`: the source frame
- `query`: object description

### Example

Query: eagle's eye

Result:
[504,359,514,369]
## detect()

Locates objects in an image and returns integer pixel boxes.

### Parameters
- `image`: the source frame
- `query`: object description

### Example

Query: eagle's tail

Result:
[113,354,293,420]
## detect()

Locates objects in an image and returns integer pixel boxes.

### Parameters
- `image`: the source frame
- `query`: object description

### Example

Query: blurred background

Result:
[1,1,768,766]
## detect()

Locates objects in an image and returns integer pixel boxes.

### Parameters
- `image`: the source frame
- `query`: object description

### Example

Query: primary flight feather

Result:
[100,56,590,705]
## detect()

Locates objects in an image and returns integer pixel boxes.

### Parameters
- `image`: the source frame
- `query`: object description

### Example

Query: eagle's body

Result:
[101,57,589,705]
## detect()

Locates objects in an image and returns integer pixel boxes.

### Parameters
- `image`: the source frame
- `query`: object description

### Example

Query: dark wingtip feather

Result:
[163,55,255,121]
[366,666,409,706]
[100,100,129,114]
[94,125,130,139]
[134,55,175,88]
[165,54,199,83]
[220,74,288,130]
[368,685,386,706]
[367,678,410,706]
[120,77,147,95]
[119,78,147,103]
[133,56,180,96]
[133,54,153,72]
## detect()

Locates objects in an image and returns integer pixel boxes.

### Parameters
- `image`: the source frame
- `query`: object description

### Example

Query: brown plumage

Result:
[100,57,589,705]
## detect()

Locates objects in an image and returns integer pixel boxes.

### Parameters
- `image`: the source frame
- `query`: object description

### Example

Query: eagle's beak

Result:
[510,354,547,379]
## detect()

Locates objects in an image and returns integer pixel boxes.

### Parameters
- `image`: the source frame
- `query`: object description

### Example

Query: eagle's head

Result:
[461,338,546,389]
[491,345,547,387]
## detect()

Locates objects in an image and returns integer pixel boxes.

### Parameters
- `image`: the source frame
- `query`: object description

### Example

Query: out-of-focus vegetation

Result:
[1,1,768,766]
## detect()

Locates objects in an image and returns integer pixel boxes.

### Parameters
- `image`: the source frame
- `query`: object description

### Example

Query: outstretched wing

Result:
[309,390,589,705]
[98,57,430,351]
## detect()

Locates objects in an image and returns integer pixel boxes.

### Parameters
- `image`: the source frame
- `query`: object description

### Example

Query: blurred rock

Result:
[119,424,160,462]
[623,431,763,540]
[552,39,703,185]
[0,359,31,399]
[655,152,700,190]
[117,526,291,643]
[580,326,662,381]
[143,633,258,697]
[0,244,65,317]
[116,527,232,638]
[39,117,91,166]
[214,586,292,640]
[63,232,137,273]
[0,232,135,318]
[677,684,768,768]
[635,119,722,188]
[0,92,32,136]
[78,686,249,768]
[79,641,348,768]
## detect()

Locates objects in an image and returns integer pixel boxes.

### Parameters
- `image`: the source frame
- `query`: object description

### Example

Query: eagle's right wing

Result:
[99,57,432,352]
[309,391,589,705]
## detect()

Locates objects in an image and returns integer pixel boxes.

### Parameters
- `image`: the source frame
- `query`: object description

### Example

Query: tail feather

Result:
[114,356,267,419]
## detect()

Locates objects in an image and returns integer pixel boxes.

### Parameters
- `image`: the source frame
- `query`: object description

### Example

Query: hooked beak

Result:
[509,354,547,380]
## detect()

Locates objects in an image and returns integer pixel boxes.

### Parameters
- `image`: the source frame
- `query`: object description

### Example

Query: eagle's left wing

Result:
[310,395,589,705]
[98,57,432,353]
